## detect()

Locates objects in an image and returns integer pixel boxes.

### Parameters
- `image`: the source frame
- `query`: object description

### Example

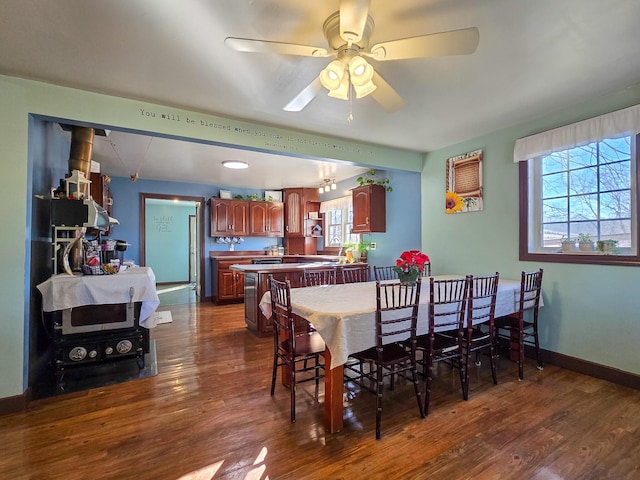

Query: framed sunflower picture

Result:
[445,149,483,214]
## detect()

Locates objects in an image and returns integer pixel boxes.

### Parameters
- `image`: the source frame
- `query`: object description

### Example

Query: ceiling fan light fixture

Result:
[353,79,377,99]
[222,160,249,170]
[320,60,345,91]
[349,56,374,85]
[327,73,350,100]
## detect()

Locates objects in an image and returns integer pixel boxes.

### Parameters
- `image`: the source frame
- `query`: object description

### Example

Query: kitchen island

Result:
[209,252,342,304]
[229,262,365,336]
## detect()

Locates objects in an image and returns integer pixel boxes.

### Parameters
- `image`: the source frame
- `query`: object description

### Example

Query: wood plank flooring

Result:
[1,302,639,479]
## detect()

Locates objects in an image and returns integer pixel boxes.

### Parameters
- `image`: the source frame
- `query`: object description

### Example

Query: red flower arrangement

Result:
[393,250,430,278]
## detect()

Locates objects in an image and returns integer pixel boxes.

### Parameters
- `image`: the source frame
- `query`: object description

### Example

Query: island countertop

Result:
[229,261,344,274]
[209,252,340,262]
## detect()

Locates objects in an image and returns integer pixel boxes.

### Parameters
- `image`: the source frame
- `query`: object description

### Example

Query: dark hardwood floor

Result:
[1,302,639,479]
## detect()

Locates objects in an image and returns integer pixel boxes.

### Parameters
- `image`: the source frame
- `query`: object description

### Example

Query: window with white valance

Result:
[320,196,359,247]
[319,196,352,213]
[517,104,640,265]
[514,104,640,162]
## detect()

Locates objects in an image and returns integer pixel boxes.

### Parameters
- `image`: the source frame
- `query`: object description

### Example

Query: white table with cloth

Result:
[259,275,535,433]
[37,266,160,328]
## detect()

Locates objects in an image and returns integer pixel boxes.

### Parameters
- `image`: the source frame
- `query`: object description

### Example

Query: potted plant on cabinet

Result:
[356,169,392,192]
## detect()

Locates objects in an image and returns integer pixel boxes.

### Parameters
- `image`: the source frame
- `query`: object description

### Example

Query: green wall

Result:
[145,203,195,283]
[423,83,640,375]
[3,71,639,400]
[0,74,421,399]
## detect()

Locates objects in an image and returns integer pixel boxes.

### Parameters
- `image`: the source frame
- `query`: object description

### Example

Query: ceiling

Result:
[2,0,640,188]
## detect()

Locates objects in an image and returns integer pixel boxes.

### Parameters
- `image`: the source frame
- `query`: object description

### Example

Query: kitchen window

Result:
[320,196,360,248]
[517,105,640,265]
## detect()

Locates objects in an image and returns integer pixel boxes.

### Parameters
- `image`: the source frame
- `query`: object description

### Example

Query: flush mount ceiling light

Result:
[225,0,479,113]
[222,160,249,170]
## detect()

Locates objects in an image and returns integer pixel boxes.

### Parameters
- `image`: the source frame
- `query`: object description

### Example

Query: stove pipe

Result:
[68,126,95,177]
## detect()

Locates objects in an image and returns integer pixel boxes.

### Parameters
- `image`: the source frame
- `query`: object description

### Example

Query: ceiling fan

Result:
[225,0,479,113]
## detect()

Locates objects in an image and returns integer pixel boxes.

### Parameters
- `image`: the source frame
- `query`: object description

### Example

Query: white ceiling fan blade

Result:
[283,77,324,111]
[225,37,330,57]
[339,0,371,43]
[368,27,479,61]
[370,71,406,113]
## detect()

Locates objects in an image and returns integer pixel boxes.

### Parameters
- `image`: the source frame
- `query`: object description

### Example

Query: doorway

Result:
[140,193,205,306]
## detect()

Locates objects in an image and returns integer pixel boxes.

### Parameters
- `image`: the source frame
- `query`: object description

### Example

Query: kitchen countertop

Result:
[229,261,366,274]
[209,253,340,261]
[229,261,335,273]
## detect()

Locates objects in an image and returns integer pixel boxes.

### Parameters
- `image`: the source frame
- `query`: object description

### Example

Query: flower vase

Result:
[397,271,419,283]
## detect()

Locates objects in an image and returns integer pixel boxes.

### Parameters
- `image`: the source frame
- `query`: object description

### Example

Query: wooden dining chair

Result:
[341,264,371,283]
[303,267,337,286]
[375,263,431,281]
[421,261,432,277]
[464,273,500,395]
[495,269,544,380]
[345,279,424,439]
[373,265,398,281]
[415,276,470,415]
[268,276,325,423]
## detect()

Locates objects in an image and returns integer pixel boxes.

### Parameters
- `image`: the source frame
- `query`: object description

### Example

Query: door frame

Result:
[188,214,197,285]
[140,193,205,299]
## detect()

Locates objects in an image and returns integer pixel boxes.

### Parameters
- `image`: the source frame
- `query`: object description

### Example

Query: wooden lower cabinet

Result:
[212,258,251,304]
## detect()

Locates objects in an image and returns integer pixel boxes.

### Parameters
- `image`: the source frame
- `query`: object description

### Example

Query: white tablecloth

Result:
[260,276,531,369]
[36,266,160,328]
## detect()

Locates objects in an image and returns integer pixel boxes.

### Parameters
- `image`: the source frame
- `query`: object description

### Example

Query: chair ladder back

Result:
[429,277,469,333]
[303,267,337,286]
[342,265,371,283]
[518,268,544,315]
[268,276,295,352]
[467,273,500,328]
[375,280,422,345]
[373,265,399,281]
[423,262,432,277]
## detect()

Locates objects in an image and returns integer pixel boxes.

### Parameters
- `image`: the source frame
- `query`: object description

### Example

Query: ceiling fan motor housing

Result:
[323,11,374,52]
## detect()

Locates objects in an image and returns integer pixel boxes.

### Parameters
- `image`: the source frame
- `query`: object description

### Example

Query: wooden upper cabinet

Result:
[210,199,249,236]
[352,184,386,233]
[249,201,284,237]
[283,188,320,237]
[283,188,304,236]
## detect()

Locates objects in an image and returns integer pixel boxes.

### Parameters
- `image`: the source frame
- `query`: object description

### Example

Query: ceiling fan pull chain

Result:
[347,82,354,123]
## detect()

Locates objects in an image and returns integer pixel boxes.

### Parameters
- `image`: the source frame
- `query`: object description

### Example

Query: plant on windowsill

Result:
[561,236,576,253]
[344,240,370,262]
[596,239,619,255]
[356,169,392,192]
[577,233,596,252]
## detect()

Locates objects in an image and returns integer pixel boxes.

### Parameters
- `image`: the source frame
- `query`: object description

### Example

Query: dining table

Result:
[259,275,535,433]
